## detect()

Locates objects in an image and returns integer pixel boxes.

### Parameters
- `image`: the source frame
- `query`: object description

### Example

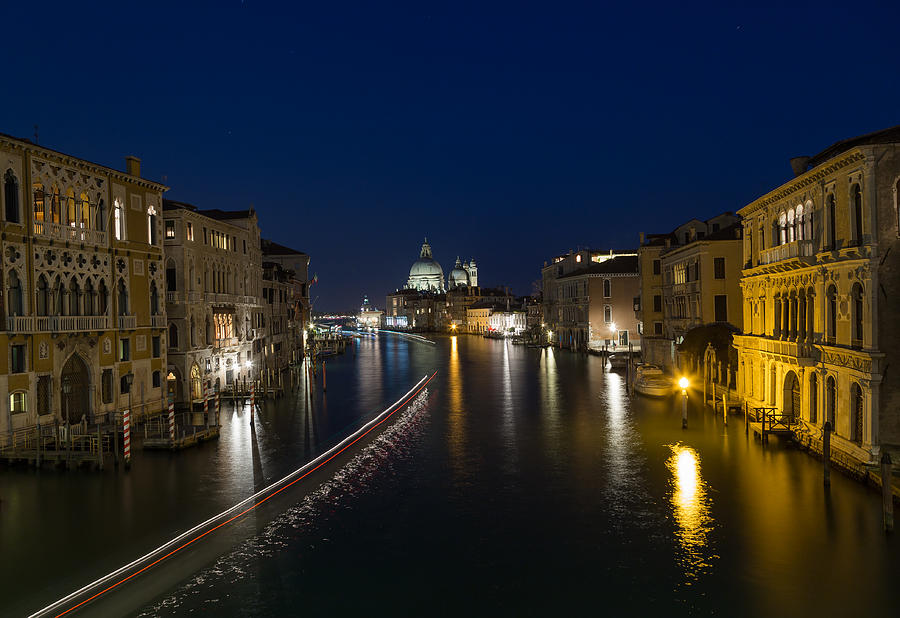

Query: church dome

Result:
[448,256,469,289]
[407,239,445,292]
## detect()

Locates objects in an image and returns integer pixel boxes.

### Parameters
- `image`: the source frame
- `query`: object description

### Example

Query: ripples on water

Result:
[139,390,431,616]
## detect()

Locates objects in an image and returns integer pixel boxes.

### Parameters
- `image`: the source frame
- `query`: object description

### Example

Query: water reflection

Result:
[447,336,465,476]
[665,444,714,580]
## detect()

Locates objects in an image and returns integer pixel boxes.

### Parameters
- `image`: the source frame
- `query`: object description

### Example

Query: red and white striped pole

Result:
[123,408,131,466]
[168,393,175,440]
[203,384,209,427]
[215,387,220,427]
[250,383,255,426]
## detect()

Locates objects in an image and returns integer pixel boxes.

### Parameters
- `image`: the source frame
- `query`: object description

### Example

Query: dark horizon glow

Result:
[3,1,899,310]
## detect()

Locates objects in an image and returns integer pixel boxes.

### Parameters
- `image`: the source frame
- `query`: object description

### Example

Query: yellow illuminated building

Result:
[734,126,900,468]
[1,135,168,431]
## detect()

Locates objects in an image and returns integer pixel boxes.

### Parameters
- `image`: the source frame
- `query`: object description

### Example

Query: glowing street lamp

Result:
[679,376,689,429]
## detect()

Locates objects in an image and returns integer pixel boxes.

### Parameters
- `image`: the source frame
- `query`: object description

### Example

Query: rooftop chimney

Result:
[125,156,141,178]
[789,156,810,177]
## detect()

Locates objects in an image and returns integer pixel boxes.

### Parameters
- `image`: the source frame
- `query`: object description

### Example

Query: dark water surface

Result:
[3,334,899,616]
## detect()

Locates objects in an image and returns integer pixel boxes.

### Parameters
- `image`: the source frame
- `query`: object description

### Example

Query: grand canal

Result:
[3,333,900,616]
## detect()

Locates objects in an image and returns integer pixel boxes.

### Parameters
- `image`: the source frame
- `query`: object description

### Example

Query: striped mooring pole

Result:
[250,383,255,426]
[168,393,175,440]
[215,387,221,427]
[203,385,209,427]
[123,408,131,466]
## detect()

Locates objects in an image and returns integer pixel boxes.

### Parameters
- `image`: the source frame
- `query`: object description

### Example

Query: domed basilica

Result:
[406,239,477,292]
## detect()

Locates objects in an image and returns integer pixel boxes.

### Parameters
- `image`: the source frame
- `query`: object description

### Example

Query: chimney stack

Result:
[789,156,810,177]
[125,156,141,178]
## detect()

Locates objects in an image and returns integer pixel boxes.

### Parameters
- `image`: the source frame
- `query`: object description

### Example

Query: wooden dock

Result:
[143,426,220,450]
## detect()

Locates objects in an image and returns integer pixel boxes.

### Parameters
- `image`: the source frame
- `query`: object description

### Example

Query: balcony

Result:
[759,239,815,268]
[7,316,112,332]
[6,316,34,332]
[734,334,816,362]
[118,315,137,330]
[33,221,108,247]
[150,315,167,328]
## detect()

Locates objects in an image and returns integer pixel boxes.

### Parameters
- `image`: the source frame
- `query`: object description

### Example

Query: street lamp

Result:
[679,376,689,429]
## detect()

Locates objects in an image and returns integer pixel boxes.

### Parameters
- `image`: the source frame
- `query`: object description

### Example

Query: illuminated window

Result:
[187,222,194,241]
[114,198,123,240]
[80,192,91,229]
[576,254,582,263]
[148,205,158,245]
[9,391,27,414]
[165,219,176,238]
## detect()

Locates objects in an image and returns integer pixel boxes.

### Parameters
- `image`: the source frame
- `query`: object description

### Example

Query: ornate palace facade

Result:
[1,135,168,431]
[162,200,263,406]
[734,126,900,467]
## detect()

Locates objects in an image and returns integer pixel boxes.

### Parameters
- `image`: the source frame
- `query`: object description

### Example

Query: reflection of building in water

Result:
[666,444,713,580]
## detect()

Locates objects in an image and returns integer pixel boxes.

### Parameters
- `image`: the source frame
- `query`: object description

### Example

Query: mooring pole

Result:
[722,393,728,427]
[682,389,688,429]
[823,421,832,487]
[881,452,893,533]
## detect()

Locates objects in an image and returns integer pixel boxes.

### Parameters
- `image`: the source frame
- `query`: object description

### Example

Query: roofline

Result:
[0,132,169,192]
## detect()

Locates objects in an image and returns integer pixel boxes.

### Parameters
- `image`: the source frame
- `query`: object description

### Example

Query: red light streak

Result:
[39,371,437,618]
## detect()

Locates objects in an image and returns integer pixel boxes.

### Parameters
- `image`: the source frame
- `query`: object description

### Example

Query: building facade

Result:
[261,238,310,346]
[554,255,641,351]
[734,126,900,467]
[261,261,297,375]
[162,200,262,406]
[1,136,168,431]
[638,213,741,370]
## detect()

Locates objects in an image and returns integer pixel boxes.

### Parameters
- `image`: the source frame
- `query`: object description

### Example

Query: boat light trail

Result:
[375,329,437,345]
[32,371,437,618]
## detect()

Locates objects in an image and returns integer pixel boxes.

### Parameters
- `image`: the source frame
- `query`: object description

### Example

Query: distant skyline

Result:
[2,1,899,310]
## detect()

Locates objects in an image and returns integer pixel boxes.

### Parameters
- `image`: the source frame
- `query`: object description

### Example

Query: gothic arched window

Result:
[7,270,23,316]
[851,183,863,245]
[4,170,19,223]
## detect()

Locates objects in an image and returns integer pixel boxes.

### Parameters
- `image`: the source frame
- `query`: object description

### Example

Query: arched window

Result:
[794,203,804,241]
[603,279,611,298]
[4,170,19,223]
[49,184,60,223]
[36,275,49,316]
[826,285,837,342]
[98,280,109,315]
[166,259,177,292]
[205,316,212,344]
[80,192,91,229]
[827,194,836,249]
[779,212,787,245]
[851,382,863,443]
[97,199,106,232]
[150,282,159,315]
[53,276,64,316]
[826,376,836,426]
[7,270,23,316]
[84,279,95,315]
[65,187,77,226]
[147,204,157,245]
[69,279,81,316]
[33,181,45,226]
[114,198,123,240]
[169,323,179,349]
[117,279,128,316]
[851,183,863,245]
[604,305,612,323]
[786,209,795,243]
[190,317,196,347]
[851,283,863,348]
[809,373,818,424]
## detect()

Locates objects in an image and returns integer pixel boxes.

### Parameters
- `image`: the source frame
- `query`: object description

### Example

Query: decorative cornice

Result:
[739,150,867,216]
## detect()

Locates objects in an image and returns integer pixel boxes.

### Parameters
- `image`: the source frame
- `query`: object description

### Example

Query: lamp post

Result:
[679,376,689,429]
[61,376,71,425]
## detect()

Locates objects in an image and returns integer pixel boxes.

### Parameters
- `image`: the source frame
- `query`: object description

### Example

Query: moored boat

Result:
[633,364,673,397]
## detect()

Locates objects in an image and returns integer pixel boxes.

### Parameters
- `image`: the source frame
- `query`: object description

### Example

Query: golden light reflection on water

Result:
[665,444,714,580]
[447,336,465,468]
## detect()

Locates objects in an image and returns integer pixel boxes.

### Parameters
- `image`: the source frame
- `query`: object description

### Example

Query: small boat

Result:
[608,353,629,369]
[634,364,673,397]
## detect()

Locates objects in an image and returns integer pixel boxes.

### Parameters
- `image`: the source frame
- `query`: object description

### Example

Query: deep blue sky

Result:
[3,1,898,311]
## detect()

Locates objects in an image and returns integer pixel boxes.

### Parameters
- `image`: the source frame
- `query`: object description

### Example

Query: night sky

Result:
[3,1,899,311]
